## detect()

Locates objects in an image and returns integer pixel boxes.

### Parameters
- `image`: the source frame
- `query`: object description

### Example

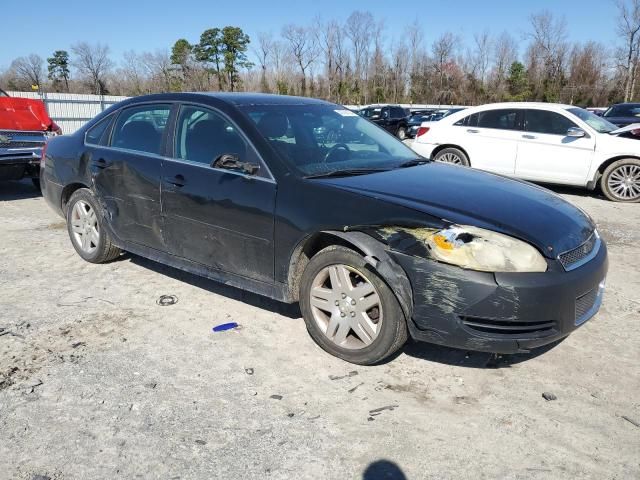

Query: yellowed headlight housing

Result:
[425,225,548,273]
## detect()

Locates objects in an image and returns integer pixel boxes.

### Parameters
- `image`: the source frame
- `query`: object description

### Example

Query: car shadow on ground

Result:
[398,337,566,368]
[125,253,302,319]
[0,179,41,201]
[124,252,564,369]
[541,182,607,200]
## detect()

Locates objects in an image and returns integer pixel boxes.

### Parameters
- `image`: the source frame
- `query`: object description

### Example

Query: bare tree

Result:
[345,11,375,102]
[432,32,459,103]
[471,31,493,85]
[282,24,318,95]
[11,54,45,88]
[567,41,611,105]
[527,11,569,101]
[255,32,274,92]
[491,31,519,99]
[141,50,174,92]
[615,0,640,101]
[71,42,113,94]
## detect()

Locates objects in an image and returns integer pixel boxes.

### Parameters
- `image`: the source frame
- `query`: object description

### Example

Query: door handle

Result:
[466,129,479,133]
[165,174,185,187]
[91,158,108,169]
[522,134,537,139]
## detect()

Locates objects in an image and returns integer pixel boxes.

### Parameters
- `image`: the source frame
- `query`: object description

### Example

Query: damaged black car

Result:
[41,93,608,365]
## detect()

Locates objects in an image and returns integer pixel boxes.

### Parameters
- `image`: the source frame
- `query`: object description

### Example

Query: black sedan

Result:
[601,103,640,127]
[41,93,608,365]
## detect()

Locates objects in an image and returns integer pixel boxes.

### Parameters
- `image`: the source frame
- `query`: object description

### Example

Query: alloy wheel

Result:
[308,264,383,350]
[70,200,100,254]
[438,152,463,164]
[607,164,640,200]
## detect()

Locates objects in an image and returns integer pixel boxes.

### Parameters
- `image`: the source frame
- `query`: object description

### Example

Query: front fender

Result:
[323,230,414,320]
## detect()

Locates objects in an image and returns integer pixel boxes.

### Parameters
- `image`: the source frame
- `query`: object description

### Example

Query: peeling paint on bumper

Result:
[390,241,608,354]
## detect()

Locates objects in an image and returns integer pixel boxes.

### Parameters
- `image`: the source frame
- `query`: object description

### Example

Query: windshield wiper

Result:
[397,158,430,168]
[303,168,391,179]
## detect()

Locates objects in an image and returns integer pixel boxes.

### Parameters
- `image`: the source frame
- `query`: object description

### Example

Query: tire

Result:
[31,177,41,192]
[396,126,407,140]
[66,188,121,263]
[434,147,470,167]
[600,158,640,203]
[299,246,408,365]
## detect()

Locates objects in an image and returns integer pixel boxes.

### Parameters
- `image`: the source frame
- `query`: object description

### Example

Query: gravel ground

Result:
[0,179,638,480]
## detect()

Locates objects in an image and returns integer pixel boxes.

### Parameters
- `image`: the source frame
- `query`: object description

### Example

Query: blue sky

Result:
[1,0,618,69]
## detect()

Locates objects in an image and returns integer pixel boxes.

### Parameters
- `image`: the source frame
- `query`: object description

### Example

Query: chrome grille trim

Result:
[558,230,601,271]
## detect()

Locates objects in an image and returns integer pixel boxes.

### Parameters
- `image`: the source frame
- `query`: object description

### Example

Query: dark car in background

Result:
[41,93,607,365]
[359,105,410,139]
[406,109,437,138]
[602,103,640,127]
[406,108,466,138]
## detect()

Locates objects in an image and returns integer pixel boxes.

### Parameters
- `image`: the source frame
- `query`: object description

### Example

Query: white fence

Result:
[7,91,467,135]
[8,91,129,134]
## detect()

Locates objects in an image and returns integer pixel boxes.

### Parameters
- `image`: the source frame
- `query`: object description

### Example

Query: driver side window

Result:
[176,106,247,165]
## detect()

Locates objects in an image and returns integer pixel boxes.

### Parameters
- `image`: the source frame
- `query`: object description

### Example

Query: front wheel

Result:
[600,158,640,202]
[433,147,470,167]
[396,126,407,140]
[299,246,408,365]
[66,188,121,263]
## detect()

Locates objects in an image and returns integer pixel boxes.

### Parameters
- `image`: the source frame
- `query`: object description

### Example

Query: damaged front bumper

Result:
[390,242,608,354]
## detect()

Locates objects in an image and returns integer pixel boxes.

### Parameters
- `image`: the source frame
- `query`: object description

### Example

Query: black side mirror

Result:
[212,153,259,175]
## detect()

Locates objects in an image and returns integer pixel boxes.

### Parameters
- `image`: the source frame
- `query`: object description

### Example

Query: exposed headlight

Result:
[424,225,547,273]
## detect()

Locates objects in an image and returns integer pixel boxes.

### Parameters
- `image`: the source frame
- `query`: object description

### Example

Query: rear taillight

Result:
[416,126,430,138]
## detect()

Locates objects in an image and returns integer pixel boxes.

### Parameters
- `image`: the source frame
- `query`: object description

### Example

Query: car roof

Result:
[473,102,576,111]
[610,102,640,107]
[127,92,336,107]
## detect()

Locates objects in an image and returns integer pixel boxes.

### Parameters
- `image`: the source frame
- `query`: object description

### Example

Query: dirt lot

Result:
[0,179,638,480]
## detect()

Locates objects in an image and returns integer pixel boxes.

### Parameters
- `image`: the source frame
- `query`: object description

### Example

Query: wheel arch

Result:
[286,230,413,319]
[588,155,640,190]
[431,144,471,165]
[61,182,91,214]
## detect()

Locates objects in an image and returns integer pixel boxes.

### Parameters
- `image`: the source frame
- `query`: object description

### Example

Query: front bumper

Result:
[391,241,608,354]
[0,151,41,181]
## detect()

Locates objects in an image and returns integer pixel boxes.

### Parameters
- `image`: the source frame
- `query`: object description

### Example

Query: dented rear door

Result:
[91,103,171,250]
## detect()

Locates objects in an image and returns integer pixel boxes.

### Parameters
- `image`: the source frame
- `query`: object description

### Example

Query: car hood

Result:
[0,97,56,131]
[609,123,640,135]
[316,163,595,258]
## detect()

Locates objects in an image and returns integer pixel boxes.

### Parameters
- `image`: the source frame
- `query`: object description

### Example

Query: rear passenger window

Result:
[111,105,171,155]
[455,113,478,127]
[477,109,520,130]
[85,115,113,146]
[525,110,577,135]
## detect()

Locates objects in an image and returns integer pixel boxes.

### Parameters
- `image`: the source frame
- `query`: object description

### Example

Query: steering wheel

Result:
[323,143,351,163]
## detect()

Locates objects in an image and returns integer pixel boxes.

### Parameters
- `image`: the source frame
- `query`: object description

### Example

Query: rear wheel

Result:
[299,246,407,365]
[66,188,121,263]
[600,158,640,202]
[434,147,470,167]
[396,126,407,140]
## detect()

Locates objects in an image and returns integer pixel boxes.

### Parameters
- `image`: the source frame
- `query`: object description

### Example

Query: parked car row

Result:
[411,102,640,203]
[356,105,467,140]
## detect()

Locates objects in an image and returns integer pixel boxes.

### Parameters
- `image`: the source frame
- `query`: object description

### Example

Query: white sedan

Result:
[411,102,640,202]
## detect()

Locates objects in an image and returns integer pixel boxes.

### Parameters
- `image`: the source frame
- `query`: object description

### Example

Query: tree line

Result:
[3,1,640,107]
